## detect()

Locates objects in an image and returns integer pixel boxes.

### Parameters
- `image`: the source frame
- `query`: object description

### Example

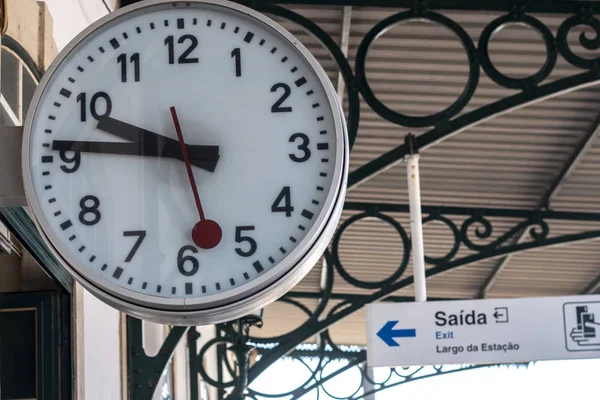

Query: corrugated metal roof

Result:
[259,5,600,346]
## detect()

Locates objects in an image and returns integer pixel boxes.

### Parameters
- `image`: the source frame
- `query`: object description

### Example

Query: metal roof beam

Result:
[235,0,600,14]
[581,272,600,294]
[544,113,600,208]
[478,113,600,299]
[344,202,600,221]
[335,6,352,104]
[348,72,600,190]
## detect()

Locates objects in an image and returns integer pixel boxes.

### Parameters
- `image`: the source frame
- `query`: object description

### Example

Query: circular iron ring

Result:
[332,212,410,289]
[355,10,480,128]
[478,14,557,89]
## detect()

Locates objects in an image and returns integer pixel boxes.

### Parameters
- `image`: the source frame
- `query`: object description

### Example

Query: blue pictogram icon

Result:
[377,320,417,347]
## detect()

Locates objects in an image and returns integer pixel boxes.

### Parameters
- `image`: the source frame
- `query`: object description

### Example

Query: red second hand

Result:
[170,106,222,249]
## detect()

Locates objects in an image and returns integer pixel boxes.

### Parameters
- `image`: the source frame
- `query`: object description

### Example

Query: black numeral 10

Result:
[77,92,112,122]
[117,53,140,82]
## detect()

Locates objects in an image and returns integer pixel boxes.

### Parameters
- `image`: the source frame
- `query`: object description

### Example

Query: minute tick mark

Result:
[113,267,123,279]
[253,261,264,272]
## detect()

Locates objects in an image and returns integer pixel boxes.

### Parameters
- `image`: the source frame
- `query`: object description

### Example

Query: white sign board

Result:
[366,295,600,367]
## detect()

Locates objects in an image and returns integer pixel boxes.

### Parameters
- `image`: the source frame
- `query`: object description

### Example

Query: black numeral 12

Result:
[117,53,140,82]
[165,35,199,64]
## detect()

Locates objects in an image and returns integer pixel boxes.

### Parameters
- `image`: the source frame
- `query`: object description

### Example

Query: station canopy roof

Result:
[251,4,600,346]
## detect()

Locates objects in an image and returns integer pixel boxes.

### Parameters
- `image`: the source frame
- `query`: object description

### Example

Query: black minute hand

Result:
[95,116,220,171]
[51,140,219,172]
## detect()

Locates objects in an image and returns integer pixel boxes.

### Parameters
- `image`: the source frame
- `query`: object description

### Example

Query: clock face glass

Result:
[25,1,344,310]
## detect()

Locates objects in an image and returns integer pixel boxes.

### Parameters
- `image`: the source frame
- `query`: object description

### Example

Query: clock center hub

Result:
[192,219,222,249]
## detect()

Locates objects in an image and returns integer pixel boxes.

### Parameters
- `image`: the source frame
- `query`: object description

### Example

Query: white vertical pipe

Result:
[406,154,427,302]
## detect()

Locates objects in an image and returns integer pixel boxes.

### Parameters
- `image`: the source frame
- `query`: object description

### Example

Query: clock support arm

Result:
[126,316,189,400]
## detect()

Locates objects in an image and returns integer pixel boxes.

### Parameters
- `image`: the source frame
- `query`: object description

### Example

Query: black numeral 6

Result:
[177,245,199,276]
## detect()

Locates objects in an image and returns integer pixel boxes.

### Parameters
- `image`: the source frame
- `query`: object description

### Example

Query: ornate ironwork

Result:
[246,348,528,400]
[184,205,600,399]
[189,316,264,400]
[243,204,600,389]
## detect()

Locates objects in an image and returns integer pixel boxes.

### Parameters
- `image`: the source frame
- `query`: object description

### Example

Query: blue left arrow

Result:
[377,321,416,347]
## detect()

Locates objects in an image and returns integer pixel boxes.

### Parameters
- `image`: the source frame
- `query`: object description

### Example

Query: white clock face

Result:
[23,0,346,323]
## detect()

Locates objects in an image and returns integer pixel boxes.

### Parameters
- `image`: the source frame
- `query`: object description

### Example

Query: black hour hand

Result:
[95,116,220,171]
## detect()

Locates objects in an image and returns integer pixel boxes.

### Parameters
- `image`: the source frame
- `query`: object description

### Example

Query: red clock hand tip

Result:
[192,220,222,249]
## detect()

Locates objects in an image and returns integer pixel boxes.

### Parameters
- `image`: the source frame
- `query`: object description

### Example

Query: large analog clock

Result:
[22,0,347,324]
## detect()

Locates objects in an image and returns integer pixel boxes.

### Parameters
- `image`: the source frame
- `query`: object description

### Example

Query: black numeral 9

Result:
[60,150,81,173]
[79,195,101,226]
[77,92,112,122]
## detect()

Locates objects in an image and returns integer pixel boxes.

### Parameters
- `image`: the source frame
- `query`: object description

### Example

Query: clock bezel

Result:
[21,0,348,325]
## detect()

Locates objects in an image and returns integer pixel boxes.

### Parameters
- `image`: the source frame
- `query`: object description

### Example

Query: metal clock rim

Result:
[21,0,348,325]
